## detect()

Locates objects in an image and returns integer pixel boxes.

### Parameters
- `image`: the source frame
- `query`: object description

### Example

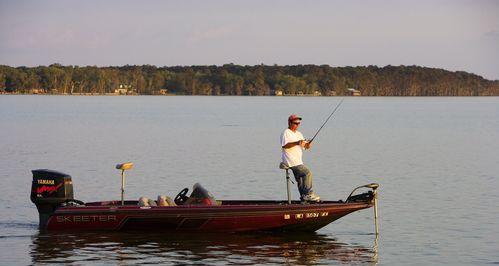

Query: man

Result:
[280,114,321,202]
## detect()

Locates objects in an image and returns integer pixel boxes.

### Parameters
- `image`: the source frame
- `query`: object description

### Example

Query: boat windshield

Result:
[185,183,217,205]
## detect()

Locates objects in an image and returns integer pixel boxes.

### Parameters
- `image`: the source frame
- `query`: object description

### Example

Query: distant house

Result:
[274,90,283,96]
[29,89,43,94]
[325,90,337,96]
[153,89,169,95]
[347,88,361,96]
[115,88,127,95]
[313,90,322,96]
[115,84,132,95]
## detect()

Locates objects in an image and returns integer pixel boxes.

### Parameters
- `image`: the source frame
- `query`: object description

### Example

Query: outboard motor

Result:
[30,169,75,229]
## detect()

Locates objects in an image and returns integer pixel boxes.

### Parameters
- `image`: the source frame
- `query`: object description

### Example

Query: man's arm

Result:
[282,140,304,149]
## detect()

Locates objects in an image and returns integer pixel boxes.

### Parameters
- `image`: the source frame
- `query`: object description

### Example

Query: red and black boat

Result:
[30,165,379,233]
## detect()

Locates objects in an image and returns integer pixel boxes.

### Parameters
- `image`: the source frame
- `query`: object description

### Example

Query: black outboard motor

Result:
[30,169,75,229]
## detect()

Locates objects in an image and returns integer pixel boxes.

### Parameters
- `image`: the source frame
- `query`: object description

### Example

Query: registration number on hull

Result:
[284,212,328,220]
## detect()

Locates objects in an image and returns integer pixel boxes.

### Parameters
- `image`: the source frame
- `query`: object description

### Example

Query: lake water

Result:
[0,95,498,265]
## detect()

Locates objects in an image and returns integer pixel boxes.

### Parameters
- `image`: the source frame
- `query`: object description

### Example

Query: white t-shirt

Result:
[280,128,305,167]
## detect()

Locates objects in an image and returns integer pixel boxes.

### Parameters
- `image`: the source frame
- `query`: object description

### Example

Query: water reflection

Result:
[31,231,377,265]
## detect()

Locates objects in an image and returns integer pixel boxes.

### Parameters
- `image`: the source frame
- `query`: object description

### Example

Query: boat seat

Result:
[157,195,176,206]
[138,197,149,206]
[148,199,157,206]
[138,197,158,207]
[279,162,290,170]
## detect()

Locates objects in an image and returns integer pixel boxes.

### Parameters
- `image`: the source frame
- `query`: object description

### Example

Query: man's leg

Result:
[291,164,313,197]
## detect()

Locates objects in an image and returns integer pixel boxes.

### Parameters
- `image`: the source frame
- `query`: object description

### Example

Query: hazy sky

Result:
[1,0,498,80]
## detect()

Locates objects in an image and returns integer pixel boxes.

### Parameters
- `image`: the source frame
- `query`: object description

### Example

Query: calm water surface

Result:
[0,96,498,265]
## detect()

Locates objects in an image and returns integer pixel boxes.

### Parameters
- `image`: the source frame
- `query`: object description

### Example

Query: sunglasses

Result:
[292,122,301,125]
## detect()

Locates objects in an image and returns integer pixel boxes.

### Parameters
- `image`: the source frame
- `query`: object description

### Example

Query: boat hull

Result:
[45,200,372,232]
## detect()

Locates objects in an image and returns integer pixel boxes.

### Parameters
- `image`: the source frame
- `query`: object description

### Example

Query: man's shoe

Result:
[301,193,321,202]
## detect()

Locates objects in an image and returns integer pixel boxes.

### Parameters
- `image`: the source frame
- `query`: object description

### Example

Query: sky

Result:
[0,0,498,80]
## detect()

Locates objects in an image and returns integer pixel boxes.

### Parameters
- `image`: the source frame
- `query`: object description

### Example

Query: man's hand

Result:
[297,140,305,148]
[304,140,312,150]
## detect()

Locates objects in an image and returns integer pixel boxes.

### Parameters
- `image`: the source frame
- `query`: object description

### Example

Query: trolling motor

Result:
[346,183,380,235]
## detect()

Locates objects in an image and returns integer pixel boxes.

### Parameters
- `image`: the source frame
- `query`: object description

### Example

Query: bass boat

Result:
[30,162,379,233]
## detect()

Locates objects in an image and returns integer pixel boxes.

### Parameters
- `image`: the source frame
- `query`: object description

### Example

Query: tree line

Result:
[0,64,497,96]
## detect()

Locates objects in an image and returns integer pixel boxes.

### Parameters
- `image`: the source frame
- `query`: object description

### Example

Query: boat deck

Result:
[84,199,347,207]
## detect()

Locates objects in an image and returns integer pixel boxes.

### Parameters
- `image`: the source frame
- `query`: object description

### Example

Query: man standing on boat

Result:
[281,114,321,202]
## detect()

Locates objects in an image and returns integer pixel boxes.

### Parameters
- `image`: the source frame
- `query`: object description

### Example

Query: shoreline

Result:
[1,93,498,97]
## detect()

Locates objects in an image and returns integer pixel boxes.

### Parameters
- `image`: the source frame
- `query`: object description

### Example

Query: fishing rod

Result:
[309,98,345,143]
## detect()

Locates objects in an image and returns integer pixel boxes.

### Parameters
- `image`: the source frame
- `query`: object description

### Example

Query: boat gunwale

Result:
[54,200,373,215]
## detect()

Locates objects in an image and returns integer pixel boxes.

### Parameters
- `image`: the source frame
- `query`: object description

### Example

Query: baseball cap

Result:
[288,114,302,123]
